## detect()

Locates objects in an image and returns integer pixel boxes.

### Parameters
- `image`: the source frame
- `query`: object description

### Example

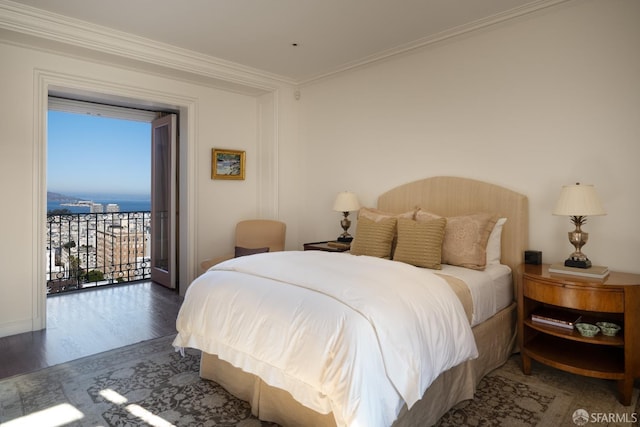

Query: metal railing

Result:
[46,211,151,294]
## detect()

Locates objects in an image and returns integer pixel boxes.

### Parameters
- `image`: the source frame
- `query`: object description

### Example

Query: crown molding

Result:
[1,0,569,89]
[298,0,570,86]
[0,0,296,92]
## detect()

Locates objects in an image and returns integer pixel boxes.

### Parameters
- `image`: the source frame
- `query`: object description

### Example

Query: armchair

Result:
[199,219,286,273]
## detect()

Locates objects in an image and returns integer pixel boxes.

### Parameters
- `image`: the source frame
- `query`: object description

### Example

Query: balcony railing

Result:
[46,211,151,294]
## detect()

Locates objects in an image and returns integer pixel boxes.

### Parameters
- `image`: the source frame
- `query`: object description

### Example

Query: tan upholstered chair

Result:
[200,219,286,273]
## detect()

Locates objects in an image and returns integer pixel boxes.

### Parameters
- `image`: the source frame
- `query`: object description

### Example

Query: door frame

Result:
[33,70,198,330]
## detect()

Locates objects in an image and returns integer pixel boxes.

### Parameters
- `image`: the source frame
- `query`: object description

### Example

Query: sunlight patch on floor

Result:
[99,387,175,427]
[0,403,84,427]
[99,388,128,405]
[126,404,176,427]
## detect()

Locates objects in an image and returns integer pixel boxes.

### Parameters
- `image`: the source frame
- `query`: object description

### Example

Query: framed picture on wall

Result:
[212,148,245,180]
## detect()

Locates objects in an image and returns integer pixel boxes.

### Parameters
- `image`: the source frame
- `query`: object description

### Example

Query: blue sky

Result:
[47,111,151,198]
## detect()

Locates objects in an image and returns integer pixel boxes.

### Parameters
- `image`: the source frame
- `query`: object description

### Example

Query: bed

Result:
[174,176,529,426]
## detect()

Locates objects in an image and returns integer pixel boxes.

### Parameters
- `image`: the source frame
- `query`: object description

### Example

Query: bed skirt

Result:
[200,302,517,427]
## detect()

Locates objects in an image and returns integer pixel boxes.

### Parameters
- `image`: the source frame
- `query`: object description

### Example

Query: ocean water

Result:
[47,199,151,213]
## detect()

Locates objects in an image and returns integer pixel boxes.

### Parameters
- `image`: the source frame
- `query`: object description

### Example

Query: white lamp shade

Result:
[553,183,606,216]
[333,191,360,212]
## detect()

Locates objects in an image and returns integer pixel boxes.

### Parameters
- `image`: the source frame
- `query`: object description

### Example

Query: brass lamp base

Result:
[564,217,591,269]
[337,212,353,242]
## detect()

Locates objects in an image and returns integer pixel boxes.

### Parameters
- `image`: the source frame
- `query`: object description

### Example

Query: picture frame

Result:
[212,148,245,180]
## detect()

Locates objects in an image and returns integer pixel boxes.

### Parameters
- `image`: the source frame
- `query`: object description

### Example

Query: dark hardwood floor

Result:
[0,281,183,380]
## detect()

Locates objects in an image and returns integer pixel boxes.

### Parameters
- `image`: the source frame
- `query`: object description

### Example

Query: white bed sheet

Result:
[438,263,513,326]
[173,251,478,427]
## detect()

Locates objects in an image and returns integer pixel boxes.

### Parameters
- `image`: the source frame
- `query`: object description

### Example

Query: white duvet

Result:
[173,251,478,427]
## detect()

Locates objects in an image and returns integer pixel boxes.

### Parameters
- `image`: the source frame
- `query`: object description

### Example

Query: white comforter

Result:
[173,251,478,427]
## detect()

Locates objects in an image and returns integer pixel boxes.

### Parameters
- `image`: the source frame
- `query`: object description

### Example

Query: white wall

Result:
[0,42,296,337]
[298,0,640,273]
[2,0,638,338]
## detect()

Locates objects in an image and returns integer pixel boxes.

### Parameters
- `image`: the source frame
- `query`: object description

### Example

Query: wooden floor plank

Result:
[0,281,183,380]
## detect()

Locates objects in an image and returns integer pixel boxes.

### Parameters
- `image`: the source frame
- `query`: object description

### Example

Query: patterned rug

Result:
[436,357,640,427]
[0,335,638,426]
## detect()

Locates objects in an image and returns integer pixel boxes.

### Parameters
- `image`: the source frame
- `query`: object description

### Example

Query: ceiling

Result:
[7,0,561,83]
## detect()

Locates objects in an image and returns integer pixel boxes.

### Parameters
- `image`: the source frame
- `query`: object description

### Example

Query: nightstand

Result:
[303,241,351,252]
[518,263,640,405]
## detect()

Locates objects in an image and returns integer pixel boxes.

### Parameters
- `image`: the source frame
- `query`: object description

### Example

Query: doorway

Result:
[46,97,178,291]
[33,69,232,333]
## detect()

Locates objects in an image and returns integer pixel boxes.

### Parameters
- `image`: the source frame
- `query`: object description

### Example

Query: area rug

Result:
[436,357,639,427]
[0,335,277,427]
[0,335,638,426]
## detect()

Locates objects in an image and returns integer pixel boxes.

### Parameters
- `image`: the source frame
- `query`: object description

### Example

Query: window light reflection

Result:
[126,404,176,427]
[99,388,128,405]
[2,388,175,427]
[1,403,84,427]
[100,387,175,427]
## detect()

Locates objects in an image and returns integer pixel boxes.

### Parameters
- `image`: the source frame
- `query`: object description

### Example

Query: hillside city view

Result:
[46,193,153,294]
[47,110,151,294]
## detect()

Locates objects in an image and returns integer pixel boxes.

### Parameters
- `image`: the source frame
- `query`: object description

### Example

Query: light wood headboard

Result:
[377,176,529,275]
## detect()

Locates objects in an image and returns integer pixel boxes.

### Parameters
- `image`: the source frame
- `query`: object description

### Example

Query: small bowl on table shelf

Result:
[596,322,621,337]
[575,323,600,337]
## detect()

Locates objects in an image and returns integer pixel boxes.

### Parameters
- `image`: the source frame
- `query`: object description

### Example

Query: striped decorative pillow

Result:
[350,216,397,259]
[393,217,447,269]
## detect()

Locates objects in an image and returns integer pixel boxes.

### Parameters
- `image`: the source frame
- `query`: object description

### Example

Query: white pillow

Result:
[486,217,507,265]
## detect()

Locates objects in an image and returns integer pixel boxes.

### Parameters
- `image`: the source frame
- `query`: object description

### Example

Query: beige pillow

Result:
[358,207,415,222]
[414,209,442,222]
[393,217,447,269]
[441,213,498,270]
[350,216,397,259]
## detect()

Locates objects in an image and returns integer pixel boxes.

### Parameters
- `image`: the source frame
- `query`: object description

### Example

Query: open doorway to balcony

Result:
[46,97,178,294]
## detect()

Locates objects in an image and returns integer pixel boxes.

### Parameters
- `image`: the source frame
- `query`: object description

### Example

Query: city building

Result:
[96,224,149,282]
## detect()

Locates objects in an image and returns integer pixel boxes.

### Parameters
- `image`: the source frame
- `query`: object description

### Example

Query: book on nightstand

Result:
[549,263,609,280]
[327,241,350,249]
[531,307,582,330]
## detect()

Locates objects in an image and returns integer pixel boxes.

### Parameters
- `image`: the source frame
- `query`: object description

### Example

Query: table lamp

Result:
[552,183,606,268]
[333,191,360,242]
